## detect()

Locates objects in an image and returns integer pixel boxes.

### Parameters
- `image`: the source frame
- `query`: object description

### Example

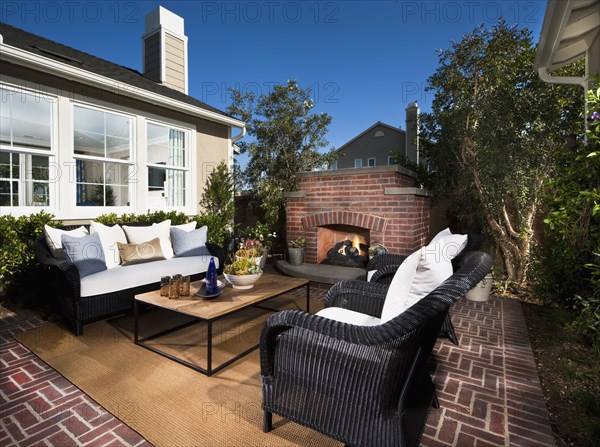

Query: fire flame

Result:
[337,234,366,256]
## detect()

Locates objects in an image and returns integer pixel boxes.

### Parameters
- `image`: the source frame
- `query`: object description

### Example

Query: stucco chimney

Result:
[405,102,420,164]
[142,6,188,94]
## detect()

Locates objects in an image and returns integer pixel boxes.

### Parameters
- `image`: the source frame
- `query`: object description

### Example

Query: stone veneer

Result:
[285,165,433,264]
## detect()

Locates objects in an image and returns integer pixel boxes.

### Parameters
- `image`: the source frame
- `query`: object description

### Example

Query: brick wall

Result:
[285,165,433,263]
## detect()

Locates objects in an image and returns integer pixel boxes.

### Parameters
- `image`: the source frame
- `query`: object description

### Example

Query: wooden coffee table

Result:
[134,274,309,376]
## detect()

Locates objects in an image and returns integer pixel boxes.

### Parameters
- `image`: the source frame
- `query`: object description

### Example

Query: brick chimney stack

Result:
[142,6,188,94]
[405,102,420,164]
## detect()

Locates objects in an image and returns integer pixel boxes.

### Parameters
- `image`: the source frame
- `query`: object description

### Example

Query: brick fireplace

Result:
[285,165,433,265]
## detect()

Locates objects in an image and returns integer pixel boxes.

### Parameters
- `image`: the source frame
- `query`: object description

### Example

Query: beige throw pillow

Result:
[117,238,166,266]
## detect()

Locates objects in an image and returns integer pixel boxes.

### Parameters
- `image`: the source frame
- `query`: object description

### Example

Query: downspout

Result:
[537,66,589,142]
[231,126,246,143]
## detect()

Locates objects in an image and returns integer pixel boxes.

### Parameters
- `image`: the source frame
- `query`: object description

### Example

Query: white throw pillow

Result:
[172,222,197,232]
[44,225,89,256]
[123,220,174,259]
[430,227,453,244]
[380,251,420,322]
[380,234,468,323]
[89,221,127,269]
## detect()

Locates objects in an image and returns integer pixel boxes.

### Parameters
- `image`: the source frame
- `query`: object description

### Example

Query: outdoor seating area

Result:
[0,266,556,446]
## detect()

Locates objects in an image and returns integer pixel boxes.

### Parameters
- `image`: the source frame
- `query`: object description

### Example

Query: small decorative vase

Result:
[224,272,263,290]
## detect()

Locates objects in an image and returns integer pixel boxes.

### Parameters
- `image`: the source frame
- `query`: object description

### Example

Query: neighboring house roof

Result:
[535,0,599,79]
[0,22,244,129]
[336,121,404,151]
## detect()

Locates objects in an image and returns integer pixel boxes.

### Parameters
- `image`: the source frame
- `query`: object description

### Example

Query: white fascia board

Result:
[0,42,245,130]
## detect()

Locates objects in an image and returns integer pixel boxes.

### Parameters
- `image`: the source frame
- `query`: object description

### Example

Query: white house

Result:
[0,7,245,220]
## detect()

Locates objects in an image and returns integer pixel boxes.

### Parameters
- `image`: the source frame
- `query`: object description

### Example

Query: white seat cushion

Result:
[317,307,381,326]
[90,221,127,269]
[381,234,468,323]
[80,255,218,297]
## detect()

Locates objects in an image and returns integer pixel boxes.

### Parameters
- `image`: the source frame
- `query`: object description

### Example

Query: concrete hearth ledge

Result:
[275,260,366,284]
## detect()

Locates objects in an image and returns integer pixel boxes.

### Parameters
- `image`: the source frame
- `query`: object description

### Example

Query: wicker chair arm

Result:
[366,253,408,271]
[260,309,419,377]
[370,264,403,284]
[324,280,389,317]
[33,235,81,300]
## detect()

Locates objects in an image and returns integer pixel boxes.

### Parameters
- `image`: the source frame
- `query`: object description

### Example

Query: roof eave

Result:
[0,41,245,130]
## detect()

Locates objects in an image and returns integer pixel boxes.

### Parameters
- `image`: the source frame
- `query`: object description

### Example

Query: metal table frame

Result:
[134,282,309,376]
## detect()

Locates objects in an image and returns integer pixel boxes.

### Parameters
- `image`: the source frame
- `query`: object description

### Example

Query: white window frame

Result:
[72,103,135,210]
[145,120,192,211]
[0,82,58,215]
[330,161,338,170]
[367,157,376,167]
[354,159,363,168]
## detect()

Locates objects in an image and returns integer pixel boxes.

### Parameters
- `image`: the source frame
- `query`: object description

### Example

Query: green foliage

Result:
[0,211,59,290]
[420,21,583,284]
[95,211,189,225]
[199,161,235,225]
[242,221,276,248]
[227,80,338,228]
[533,78,600,347]
[191,213,233,249]
[288,236,306,248]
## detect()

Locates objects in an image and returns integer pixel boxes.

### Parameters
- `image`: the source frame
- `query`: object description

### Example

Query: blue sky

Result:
[1,0,547,151]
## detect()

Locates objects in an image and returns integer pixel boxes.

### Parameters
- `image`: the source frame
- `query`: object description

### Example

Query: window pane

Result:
[0,151,11,178]
[105,162,129,186]
[74,106,104,134]
[77,183,104,206]
[147,123,170,165]
[31,155,49,181]
[147,124,186,167]
[76,159,103,184]
[74,130,105,157]
[31,182,49,206]
[147,167,185,207]
[106,113,130,139]
[1,87,52,150]
[11,94,51,149]
[106,136,130,160]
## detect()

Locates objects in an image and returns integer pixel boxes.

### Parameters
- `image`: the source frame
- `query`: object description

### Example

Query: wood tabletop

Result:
[134,273,309,320]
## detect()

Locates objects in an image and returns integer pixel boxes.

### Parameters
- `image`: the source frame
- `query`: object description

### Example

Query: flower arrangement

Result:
[224,242,263,276]
[246,221,276,249]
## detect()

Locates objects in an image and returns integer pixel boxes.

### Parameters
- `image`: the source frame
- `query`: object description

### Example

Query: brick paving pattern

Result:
[1,291,555,446]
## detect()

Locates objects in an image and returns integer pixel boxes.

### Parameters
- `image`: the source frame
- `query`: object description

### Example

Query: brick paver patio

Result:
[1,289,556,446]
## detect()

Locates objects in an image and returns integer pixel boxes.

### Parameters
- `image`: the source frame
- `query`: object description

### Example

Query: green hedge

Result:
[0,211,61,300]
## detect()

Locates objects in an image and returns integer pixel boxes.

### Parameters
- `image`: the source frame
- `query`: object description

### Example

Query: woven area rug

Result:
[14,296,337,447]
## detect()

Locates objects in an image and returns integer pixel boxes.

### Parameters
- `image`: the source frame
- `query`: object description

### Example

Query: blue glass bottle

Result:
[206,257,218,295]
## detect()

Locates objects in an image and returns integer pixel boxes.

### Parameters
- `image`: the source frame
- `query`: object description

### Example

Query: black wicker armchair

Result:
[260,251,492,447]
[365,234,483,345]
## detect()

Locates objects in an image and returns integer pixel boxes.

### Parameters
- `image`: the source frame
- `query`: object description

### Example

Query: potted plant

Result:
[368,242,388,259]
[246,221,276,269]
[224,243,263,289]
[287,236,306,266]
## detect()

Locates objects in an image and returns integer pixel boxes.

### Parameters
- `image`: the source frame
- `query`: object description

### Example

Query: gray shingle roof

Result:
[0,22,230,118]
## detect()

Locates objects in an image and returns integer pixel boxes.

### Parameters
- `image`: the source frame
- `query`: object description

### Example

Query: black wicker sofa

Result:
[260,250,492,447]
[34,224,225,336]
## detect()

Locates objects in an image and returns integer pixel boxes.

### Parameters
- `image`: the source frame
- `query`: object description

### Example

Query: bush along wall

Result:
[0,211,61,306]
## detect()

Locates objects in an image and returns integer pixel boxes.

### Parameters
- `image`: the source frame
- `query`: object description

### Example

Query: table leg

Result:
[134,301,139,343]
[207,320,213,376]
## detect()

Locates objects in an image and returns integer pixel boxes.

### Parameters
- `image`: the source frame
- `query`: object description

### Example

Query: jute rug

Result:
[15,296,339,447]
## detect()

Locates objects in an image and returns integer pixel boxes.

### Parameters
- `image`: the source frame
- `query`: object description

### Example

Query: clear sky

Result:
[0,0,547,151]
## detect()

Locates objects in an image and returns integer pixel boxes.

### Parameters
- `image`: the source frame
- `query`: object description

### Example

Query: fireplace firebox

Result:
[318,224,369,268]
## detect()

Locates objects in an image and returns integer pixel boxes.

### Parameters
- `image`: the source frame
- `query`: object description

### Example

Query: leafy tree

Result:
[199,161,235,224]
[420,21,583,285]
[227,80,338,228]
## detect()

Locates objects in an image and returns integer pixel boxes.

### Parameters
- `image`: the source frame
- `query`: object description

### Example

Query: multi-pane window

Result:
[354,159,363,168]
[73,105,133,206]
[367,157,376,167]
[147,123,188,207]
[0,85,53,207]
